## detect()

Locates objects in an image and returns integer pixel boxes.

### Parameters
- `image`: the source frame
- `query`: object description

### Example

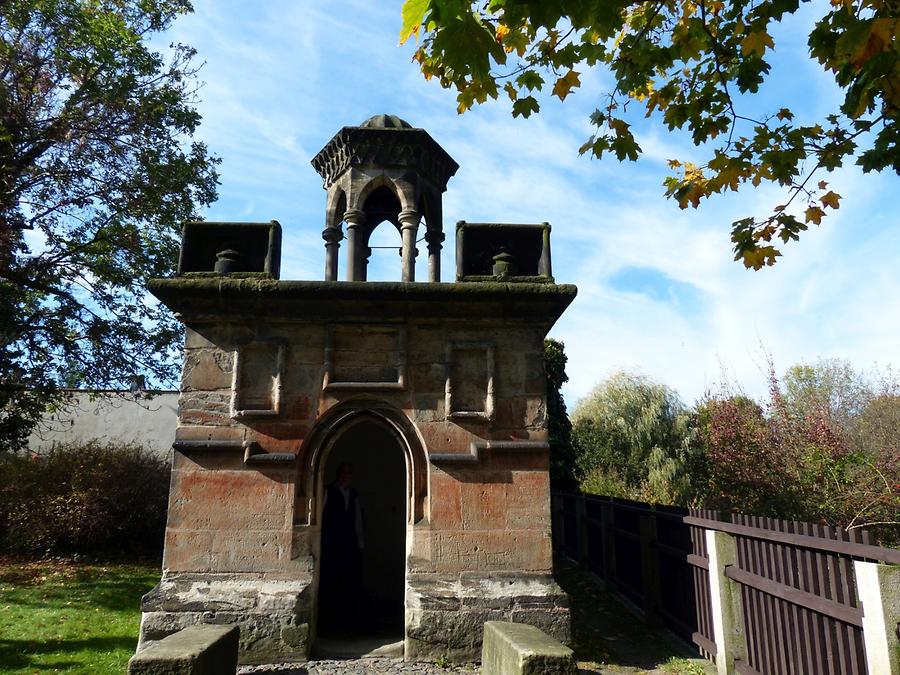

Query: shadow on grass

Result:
[0,636,136,671]
[554,559,704,672]
[0,564,159,612]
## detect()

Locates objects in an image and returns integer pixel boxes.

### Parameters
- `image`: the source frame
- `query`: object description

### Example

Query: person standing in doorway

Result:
[318,461,365,634]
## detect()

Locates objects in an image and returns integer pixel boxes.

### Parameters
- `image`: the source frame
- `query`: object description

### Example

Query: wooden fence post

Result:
[855,560,900,675]
[575,495,588,566]
[706,530,746,675]
[640,513,662,626]
[601,502,616,589]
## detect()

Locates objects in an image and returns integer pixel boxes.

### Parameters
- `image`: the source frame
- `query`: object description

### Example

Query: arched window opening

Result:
[365,222,402,281]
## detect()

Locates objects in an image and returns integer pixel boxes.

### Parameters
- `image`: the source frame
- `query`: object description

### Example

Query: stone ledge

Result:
[139,574,312,665]
[148,278,576,325]
[128,624,238,674]
[405,573,570,662]
[481,621,575,675]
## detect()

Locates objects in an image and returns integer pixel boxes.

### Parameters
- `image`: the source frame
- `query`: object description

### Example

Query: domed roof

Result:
[360,114,413,129]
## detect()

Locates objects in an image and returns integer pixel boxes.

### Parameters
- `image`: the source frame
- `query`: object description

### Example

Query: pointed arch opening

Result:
[300,402,427,653]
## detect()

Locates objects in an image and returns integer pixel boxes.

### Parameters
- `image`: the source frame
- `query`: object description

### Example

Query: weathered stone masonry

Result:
[139,116,576,664]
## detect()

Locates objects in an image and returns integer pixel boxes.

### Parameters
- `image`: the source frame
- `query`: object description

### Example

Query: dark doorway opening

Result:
[317,418,406,652]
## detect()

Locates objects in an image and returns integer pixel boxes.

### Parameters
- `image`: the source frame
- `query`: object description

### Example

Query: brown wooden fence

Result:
[551,492,900,675]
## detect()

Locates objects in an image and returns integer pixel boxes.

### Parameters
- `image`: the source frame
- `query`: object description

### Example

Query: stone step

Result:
[481,621,575,675]
[312,635,405,659]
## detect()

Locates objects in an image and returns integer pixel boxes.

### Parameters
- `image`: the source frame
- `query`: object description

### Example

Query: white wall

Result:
[28,390,179,458]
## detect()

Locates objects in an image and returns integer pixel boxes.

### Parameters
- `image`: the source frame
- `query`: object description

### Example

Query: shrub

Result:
[0,442,170,558]
[695,364,899,546]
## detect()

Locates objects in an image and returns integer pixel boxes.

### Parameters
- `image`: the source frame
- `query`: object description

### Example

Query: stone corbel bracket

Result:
[429,439,549,464]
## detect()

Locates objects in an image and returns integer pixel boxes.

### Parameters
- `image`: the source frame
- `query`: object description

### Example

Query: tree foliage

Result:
[572,370,693,503]
[694,360,899,544]
[544,338,576,488]
[570,361,898,544]
[0,0,219,451]
[400,0,899,268]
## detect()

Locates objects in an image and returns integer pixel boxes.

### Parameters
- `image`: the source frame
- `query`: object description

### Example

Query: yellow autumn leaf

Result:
[741,30,774,56]
[399,0,430,44]
[869,18,897,45]
[496,23,510,42]
[820,190,842,209]
[552,70,581,101]
[805,206,825,224]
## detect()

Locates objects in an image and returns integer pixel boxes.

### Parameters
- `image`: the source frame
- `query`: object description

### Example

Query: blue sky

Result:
[161,0,899,408]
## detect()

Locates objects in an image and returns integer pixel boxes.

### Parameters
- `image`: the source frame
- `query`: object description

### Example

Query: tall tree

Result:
[400,0,899,268]
[572,371,691,496]
[1,0,219,451]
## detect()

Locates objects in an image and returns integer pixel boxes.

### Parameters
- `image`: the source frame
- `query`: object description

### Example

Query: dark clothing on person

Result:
[318,482,364,633]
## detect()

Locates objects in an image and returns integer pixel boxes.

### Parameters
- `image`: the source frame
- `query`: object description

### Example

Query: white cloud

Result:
[161,3,900,410]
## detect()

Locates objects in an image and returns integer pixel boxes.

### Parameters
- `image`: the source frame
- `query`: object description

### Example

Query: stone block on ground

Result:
[128,624,239,675]
[481,621,575,675]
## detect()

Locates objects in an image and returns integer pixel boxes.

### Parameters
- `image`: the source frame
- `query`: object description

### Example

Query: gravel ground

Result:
[238,659,477,674]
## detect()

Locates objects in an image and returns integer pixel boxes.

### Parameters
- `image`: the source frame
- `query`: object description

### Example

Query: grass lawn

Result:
[0,556,712,675]
[0,558,160,674]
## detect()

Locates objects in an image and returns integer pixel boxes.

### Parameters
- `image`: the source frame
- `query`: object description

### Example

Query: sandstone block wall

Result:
[142,280,575,662]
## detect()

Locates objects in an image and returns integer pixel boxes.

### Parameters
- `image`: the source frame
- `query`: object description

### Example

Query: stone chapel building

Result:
[138,114,577,663]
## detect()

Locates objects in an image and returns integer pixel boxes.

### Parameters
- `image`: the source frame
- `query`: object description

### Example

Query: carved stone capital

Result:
[343,208,366,227]
[424,230,445,250]
[321,227,343,244]
[398,209,420,230]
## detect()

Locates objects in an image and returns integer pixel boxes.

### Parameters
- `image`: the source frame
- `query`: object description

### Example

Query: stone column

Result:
[322,227,342,281]
[398,209,419,282]
[424,230,444,282]
[343,209,365,281]
[361,246,372,282]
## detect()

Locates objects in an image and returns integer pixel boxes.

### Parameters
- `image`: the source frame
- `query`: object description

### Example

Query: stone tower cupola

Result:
[311,114,458,282]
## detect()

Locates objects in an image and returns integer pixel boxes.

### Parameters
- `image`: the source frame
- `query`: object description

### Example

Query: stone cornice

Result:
[310,127,459,190]
[148,278,576,327]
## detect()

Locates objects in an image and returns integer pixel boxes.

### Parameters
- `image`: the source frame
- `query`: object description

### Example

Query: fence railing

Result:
[551,492,900,675]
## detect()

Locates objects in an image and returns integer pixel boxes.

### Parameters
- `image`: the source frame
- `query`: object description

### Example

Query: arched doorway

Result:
[316,416,407,651]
